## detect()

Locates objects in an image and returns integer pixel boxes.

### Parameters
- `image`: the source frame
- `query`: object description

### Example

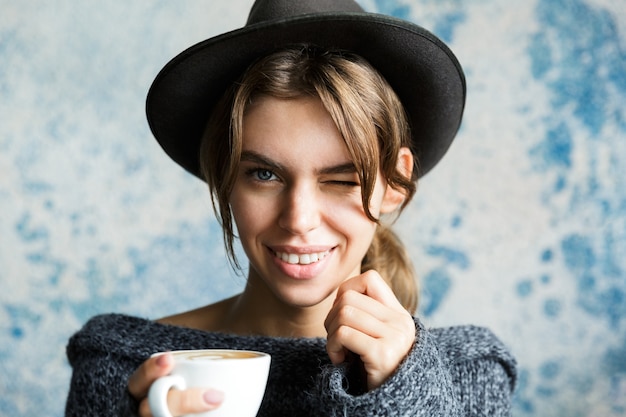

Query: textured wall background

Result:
[1,0,625,416]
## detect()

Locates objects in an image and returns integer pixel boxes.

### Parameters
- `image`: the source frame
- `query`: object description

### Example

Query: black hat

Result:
[146,0,466,179]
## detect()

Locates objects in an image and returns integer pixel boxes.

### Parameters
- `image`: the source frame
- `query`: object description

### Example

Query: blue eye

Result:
[254,169,275,181]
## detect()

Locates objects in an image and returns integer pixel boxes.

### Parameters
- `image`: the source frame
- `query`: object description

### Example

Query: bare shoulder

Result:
[156,295,238,331]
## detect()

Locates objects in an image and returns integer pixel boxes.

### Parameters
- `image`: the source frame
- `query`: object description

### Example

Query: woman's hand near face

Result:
[127,353,224,417]
[324,270,416,391]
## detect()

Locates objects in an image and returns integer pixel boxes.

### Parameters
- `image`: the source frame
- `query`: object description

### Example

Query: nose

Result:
[278,182,321,235]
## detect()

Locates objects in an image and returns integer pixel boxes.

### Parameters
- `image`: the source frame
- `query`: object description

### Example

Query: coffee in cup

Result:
[148,349,271,417]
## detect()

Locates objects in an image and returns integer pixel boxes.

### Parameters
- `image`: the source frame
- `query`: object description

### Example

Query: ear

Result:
[380,147,414,214]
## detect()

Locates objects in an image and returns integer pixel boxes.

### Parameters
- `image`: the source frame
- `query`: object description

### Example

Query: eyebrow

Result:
[240,151,284,171]
[240,150,357,175]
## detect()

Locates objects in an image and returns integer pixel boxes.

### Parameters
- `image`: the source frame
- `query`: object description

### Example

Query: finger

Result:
[326,304,398,365]
[168,387,224,415]
[336,270,404,311]
[326,324,372,365]
[325,300,387,342]
[138,397,154,417]
[128,353,175,399]
[325,287,406,337]
[327,322,415,390]
[138,388,224,417]
[328,317,414,365]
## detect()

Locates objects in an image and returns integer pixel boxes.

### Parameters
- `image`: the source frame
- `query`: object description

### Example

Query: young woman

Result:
[66,1,517,416]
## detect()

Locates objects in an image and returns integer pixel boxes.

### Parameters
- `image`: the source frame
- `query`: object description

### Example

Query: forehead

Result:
[241,95,352,167]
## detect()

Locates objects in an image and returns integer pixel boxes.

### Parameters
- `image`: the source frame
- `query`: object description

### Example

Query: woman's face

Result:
[229,95,394,309]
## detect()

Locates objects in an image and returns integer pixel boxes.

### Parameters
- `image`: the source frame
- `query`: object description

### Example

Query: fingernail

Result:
[156,354,169,367]
[203,389,224,406]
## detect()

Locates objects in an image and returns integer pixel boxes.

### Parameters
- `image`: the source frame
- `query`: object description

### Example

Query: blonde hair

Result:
[200,45,419,312]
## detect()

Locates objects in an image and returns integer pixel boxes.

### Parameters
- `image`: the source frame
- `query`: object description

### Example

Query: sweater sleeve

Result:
[441,326,517,417]
[313,319,464,416]
[450,357,514,417]
[65,352,140,417]
[64,316,149,417]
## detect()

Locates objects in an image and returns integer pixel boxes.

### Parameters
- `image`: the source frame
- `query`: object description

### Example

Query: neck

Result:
[219,281,333,339]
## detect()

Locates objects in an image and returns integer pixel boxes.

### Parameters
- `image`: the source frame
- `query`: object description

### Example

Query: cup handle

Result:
[148,375,186,417]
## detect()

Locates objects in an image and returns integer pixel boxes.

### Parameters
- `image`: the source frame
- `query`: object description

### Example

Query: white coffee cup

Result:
[148,349,271,417]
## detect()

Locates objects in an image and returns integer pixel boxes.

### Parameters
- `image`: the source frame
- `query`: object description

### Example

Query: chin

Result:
[274,287,335,309]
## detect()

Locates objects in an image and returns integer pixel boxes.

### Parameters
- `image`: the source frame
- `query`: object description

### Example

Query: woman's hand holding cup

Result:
[129,349,270,417]
[128,352,224,417]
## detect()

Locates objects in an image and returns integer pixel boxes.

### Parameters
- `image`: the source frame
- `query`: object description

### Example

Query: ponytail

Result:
[362,225,418,314]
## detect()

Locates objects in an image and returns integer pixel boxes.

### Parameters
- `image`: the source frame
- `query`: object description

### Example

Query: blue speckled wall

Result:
[1,0,624,416]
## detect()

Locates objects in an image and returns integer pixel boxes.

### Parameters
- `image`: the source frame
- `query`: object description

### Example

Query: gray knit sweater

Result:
[65,314,516,416]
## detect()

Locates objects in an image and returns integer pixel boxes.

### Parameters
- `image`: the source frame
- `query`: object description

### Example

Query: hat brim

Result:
[146,12,466,179]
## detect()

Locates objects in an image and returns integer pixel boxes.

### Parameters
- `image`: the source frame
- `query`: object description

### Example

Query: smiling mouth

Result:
[273,250,331,265]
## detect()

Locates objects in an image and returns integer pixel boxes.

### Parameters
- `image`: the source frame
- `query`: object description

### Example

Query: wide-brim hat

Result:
[146,0,466,179]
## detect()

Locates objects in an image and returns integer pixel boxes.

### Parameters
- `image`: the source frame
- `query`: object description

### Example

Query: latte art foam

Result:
[171,350,263,361]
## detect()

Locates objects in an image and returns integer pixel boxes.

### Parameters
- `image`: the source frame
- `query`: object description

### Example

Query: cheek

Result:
[325,197,378,237]
[229,189,281,239]
[230,193,260,235]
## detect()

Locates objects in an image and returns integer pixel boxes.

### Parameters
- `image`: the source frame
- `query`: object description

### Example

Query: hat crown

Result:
[247,0,364,25]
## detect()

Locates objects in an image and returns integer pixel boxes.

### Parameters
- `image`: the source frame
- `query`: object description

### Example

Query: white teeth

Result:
[276,250,329,265]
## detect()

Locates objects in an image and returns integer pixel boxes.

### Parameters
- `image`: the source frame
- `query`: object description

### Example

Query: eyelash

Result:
[326,180,360,187]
